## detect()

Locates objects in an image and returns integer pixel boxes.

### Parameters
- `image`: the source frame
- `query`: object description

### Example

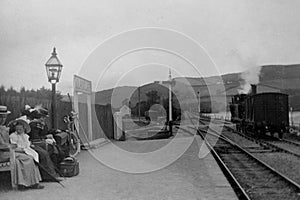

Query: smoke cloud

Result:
[239,65,262,94]
[229,48,262,94]
[236,54,261,94]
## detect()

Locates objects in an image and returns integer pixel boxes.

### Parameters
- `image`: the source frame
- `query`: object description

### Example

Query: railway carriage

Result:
[229,85,289,138]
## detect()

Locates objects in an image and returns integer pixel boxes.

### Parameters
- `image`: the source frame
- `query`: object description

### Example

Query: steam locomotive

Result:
[229,85,289,138]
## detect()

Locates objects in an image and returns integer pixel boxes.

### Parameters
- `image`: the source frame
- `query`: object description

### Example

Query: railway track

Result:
[282,138,300,146]
[222,124,300,158]
[198,127,300,200]
[264,139,300,158]
[178,126,250,200]
[182,114,300,199]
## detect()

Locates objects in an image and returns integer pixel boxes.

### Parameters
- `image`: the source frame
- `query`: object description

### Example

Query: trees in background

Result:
[0,85,62,123]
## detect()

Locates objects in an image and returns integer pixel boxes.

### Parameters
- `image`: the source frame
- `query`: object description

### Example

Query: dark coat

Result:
[28,120,49,141]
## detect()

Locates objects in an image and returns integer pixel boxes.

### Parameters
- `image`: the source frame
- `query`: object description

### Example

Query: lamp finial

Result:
[52,47,57,56]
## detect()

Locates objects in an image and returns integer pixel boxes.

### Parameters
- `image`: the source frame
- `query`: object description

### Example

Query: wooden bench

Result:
[0,144,17,189]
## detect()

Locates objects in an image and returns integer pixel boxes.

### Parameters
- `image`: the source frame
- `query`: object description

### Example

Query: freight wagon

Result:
[229,85,289,138]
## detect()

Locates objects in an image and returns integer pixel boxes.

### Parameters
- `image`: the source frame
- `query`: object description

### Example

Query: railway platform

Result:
[0,132,238,200]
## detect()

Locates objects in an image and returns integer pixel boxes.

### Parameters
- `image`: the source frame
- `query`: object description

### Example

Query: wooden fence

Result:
[0,93,115,141]
[0,93,72,129]
[77,103,114,143]
[0,94,52,124]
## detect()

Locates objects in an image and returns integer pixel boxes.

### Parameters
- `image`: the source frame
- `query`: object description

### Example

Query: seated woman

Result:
[9,119,62,182]
[0,106,43,190]
[21,105,61,166]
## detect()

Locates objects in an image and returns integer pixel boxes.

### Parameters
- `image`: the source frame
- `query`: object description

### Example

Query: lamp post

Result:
[45,47,63,129]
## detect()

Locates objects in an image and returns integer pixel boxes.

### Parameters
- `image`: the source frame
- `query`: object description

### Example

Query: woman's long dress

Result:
[0,126,41,187]
[9,131,58,181]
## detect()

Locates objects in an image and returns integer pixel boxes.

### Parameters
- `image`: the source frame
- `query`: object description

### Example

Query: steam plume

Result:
[239,65,262,94]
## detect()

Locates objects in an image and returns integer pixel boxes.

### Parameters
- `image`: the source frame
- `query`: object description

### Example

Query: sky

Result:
[1,0,300,94]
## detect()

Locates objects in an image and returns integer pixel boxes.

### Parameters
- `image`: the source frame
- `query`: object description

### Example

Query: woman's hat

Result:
[22,105,49,119]
[27,110,41,119]
[0,105,11,115]
[38,107,49,117]
[34,105,49,118]
[21,104,33,117]
[8,119,31,133]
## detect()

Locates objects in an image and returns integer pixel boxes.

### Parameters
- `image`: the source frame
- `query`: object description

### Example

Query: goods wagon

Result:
[229,85,289,138]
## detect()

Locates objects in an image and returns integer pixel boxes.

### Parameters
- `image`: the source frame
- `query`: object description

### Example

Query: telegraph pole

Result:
[168,69,172,122]
[161,69,174,135]
[138,87,141,121]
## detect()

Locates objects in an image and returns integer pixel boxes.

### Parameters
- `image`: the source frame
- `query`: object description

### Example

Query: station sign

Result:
[73,75,92,94]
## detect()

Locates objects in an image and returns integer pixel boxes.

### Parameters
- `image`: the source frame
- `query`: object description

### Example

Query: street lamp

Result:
[45,47,63,129]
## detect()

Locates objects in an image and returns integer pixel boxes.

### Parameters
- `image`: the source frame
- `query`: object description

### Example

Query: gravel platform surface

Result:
[0,136,237,200]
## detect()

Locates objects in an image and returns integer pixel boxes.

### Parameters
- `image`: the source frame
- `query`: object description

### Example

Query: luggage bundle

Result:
[59,156,79,177]
[54,131,70,161]
[54,131,69,146]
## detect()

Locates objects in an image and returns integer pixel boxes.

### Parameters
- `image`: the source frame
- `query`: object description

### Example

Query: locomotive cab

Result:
[230,94,247,131]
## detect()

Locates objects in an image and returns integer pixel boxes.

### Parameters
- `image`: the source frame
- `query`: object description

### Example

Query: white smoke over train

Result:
[229,48,262,94]
[239,66,262,94]
[238,62,262,94]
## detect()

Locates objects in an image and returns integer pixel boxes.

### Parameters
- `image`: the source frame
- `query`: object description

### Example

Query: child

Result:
[9,118,62,182]
[9,120,39,163]
[0,106,43,190]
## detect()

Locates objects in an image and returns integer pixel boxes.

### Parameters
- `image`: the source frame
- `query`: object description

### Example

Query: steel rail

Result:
[223,124,300,158]
[207,127,300,191]
[183,113,251,200]
[281,138,300,147]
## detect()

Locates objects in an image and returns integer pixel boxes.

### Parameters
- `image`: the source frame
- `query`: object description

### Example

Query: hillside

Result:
[94,86,137,108]
[92,64,300,110]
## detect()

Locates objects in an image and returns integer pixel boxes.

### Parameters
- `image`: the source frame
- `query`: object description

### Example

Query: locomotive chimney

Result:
[251,84,257,95]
